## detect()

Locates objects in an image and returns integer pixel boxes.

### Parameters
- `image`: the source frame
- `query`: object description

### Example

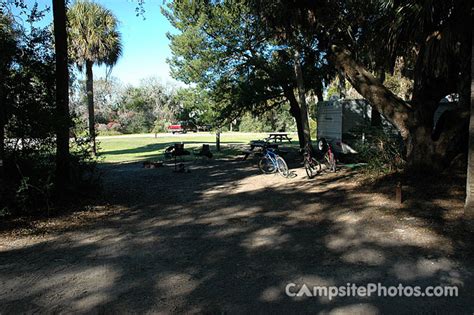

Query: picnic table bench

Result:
[265,132,292,143]
[241,140,279,161]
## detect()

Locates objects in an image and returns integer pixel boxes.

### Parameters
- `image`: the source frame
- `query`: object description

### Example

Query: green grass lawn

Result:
[97,132,295,163]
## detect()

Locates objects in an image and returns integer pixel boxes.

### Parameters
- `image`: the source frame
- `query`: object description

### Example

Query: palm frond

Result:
[67,0,122,69]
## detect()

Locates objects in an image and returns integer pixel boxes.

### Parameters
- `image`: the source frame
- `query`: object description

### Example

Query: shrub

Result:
[96,123,108,132]
[0,123,100,218]
[353,126,405,175]
[4,151,56,216]
[107,121,121,131]
[118,111,154,134]
[153,119,171,133]
[239,113,266,132]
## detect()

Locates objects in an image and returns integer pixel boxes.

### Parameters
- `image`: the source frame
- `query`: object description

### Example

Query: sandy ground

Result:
[1,156,473,314]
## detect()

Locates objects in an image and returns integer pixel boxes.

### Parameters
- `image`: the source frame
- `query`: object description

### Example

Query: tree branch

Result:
[329,45,413,139]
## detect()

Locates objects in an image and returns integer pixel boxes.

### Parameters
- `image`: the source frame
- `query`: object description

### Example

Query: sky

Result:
[10,0,180,87]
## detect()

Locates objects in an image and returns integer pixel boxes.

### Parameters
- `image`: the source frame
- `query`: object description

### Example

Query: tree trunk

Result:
[466,87,474,213]
[371,69,384,127]
[86,60,96,155]
[52,0,70,193]
[330,46,420,162]
[338,72,346,99]
[284,86,306,148]
[294,50,312,146]
[466,31,474,214]
[216,130,221,151]
[0,70,5,196]
[371,108,382,127]
[315,81,324,103]
[331,46,469,170]
[330,46,412,138]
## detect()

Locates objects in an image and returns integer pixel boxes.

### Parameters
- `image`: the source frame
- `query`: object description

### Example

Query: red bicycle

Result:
[302,143,321,178]
[317,138,336,172]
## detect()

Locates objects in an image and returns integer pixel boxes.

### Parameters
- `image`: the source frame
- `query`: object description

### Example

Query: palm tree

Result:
[68,0,122,154]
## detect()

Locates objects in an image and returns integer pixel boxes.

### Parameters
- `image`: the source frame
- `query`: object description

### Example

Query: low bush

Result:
[153,119,172,133]
[1,136,100,218]
[352,126,405,175]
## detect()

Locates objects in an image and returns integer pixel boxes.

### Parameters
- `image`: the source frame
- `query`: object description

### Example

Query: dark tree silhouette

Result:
[467,30,474,213]
[52,0,71,192]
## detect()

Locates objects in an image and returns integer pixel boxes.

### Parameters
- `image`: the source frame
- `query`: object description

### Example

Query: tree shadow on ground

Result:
[101,140,247,157]
[359,171,474,254]
[1,158,473,313]
[100,139,298,164]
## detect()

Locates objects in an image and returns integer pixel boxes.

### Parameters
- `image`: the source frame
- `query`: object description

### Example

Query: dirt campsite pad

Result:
[1,157,474,313]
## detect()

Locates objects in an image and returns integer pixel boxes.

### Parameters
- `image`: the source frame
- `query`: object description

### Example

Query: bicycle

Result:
[258,145,290,178]
[302,143,321,178]
[317,138,336,172]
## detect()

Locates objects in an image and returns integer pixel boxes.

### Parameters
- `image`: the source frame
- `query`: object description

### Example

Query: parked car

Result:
[168,121,197,134]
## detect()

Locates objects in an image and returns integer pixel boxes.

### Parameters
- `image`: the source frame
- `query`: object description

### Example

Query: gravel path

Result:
[1,158,473,313]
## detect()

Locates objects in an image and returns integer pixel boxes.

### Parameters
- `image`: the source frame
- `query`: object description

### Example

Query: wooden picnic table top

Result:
[265,133,292,143]
[268,132,290,136]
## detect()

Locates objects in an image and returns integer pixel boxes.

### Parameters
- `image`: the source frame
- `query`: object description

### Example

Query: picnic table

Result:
[265,132,292,143]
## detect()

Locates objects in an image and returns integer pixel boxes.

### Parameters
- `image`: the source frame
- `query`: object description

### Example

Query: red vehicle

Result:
[168,121,197,134]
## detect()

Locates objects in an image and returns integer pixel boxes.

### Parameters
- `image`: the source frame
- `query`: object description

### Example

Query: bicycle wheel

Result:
[305,158,321,178]
[325,151,336,172]
[276,156,290,177]
[259,157,276,174]
[317,138,328,152]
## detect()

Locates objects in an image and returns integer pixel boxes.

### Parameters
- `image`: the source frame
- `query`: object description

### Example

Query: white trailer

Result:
[316,99,371,154]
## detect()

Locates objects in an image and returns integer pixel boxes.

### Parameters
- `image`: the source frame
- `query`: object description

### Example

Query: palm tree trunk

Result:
[466,32,474,214]
[294,50,312,146]
[86,60,96,155]
[52,0,71,193]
